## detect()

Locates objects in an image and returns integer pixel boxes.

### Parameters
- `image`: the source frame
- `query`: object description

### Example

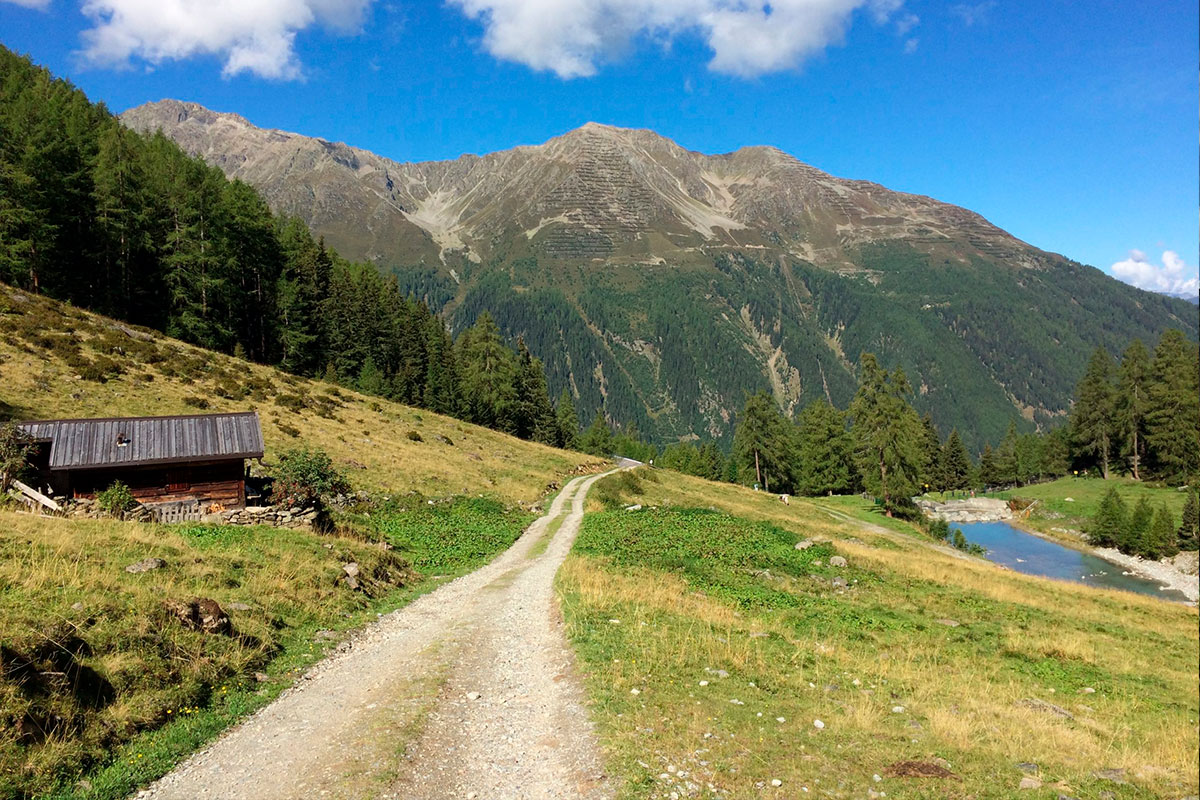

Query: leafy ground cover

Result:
[0,498,531,800]
[559,469,1199,800]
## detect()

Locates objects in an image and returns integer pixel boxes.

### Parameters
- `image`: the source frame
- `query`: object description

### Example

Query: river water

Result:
[949,521,1187,602]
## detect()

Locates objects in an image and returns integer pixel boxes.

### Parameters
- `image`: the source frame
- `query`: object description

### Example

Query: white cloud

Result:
[902,36,917,54]
[77,0,372,79]
[447,0,907,79]
[949,1,996,27]
[2,0,52,8]
[1110,249,1200,298]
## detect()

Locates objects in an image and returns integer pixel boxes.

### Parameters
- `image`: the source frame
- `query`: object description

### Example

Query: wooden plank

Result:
[10,479,61,511]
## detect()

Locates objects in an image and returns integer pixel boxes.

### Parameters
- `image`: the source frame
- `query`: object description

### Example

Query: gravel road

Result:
[137,470,617,800]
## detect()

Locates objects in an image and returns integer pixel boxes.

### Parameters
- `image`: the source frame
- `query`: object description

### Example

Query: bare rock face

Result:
[916,498,1013,523]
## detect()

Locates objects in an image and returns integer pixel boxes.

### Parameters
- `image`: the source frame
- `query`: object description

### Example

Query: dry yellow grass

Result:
[0,285,598,504]
[561,469,1200,799]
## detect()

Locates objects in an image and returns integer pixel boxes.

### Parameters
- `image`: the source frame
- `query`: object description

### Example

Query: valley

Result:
[120,101,1199,449]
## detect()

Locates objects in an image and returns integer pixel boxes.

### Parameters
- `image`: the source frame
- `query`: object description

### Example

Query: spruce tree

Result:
[849,354,925,515]
[977,444,998,487]
[939,429,973,491]
[796,399,854,496]
[456,312,517,432]
[1087,487,1126,548]
[1178,489,1199,551]
[1115,339,1150,480]
[555,389,579,450]
[1122,497,1154,556]
[1145,330,1200,480]
[919,414,943,491]
[1147,504,1179,560]
[995,421,1020,487]
[512,338,557,444]
[732,391,796,493]
[578,410,613,456]
[1070,347,1117,479]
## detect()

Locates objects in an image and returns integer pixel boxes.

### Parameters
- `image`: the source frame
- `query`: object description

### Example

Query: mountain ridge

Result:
[121,100,1199,449]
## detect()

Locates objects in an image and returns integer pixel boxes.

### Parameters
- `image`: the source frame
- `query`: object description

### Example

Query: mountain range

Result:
[122,100,1199,449]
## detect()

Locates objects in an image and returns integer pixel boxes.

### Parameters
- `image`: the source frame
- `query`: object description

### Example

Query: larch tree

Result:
[1145,330,1200,480]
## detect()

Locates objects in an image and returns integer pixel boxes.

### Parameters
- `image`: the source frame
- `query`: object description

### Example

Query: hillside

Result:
[123,100,1199,449]
[0,284,597,504]
[562,468,1200,798]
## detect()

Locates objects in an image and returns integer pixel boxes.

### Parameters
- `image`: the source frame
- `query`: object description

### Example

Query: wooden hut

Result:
[19,411,264,511]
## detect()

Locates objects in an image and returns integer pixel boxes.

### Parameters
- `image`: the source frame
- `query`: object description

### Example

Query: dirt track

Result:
[138,469,616,800]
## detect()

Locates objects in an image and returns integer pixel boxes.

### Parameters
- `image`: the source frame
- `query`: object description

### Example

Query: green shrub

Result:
[97,481,137,515]
[406,430,423,442]
[277,423,301,438]
[275,393,308,414]
[271,447,350,509]
[182,396,210,409]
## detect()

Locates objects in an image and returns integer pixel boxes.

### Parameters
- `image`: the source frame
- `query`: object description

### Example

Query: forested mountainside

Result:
[122,99,1199,450]
[0,47,582,450]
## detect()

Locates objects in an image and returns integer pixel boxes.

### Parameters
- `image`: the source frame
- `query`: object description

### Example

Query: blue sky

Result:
[2,0,1197,296]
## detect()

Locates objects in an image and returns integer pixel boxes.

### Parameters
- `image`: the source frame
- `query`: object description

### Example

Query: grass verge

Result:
[559,470,1199,800]
[1,498,531,800]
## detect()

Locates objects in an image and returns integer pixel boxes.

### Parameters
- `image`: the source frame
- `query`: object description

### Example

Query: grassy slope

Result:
[560,469,1199,800]
[0,284,598,505]
[984,477,1189,542]
[0,284,601,797]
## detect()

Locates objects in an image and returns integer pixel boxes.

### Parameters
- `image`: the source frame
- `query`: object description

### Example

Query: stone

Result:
[342,562,360,578]
[1017,698,1074,719]
[935,618,960,627]
[255,672,270,682]
[831,577,848,588]
[1092,768,1126,784]
[1016,762,1039,774]
[770,779,782,787]
[467,691,482,701]
[1080,687,1096,694]
[794,540,814,550]
[125,557,167,573]
[228,602,252,611]
[1019,777,1042,790]
[829,555,847,567]
[165,598,232,636]
[71,602,84,611]
[813,719,825,729]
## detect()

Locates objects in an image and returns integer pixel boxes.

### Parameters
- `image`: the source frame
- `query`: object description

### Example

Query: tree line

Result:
[1089,487,1199,559]
[1069,331,1200,482]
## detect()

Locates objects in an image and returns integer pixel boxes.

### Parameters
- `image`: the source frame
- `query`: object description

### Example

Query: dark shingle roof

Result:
[19,412,264,470]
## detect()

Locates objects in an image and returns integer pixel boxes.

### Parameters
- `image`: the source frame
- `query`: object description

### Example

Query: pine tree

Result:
[1145,330,1200,480]
[1121,497,1154,556]
[1040,427,1071,477]
[795,399,854,496]
[732,391,796,493]
[1115,339,1150,480]
[555,389,579,450]
[939,429,973,491]
[849,354,925,515]
[1071,347,1117,479]
[1178,489,1199,551]
[423,316,459,417]
[1088,487,1127,548]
